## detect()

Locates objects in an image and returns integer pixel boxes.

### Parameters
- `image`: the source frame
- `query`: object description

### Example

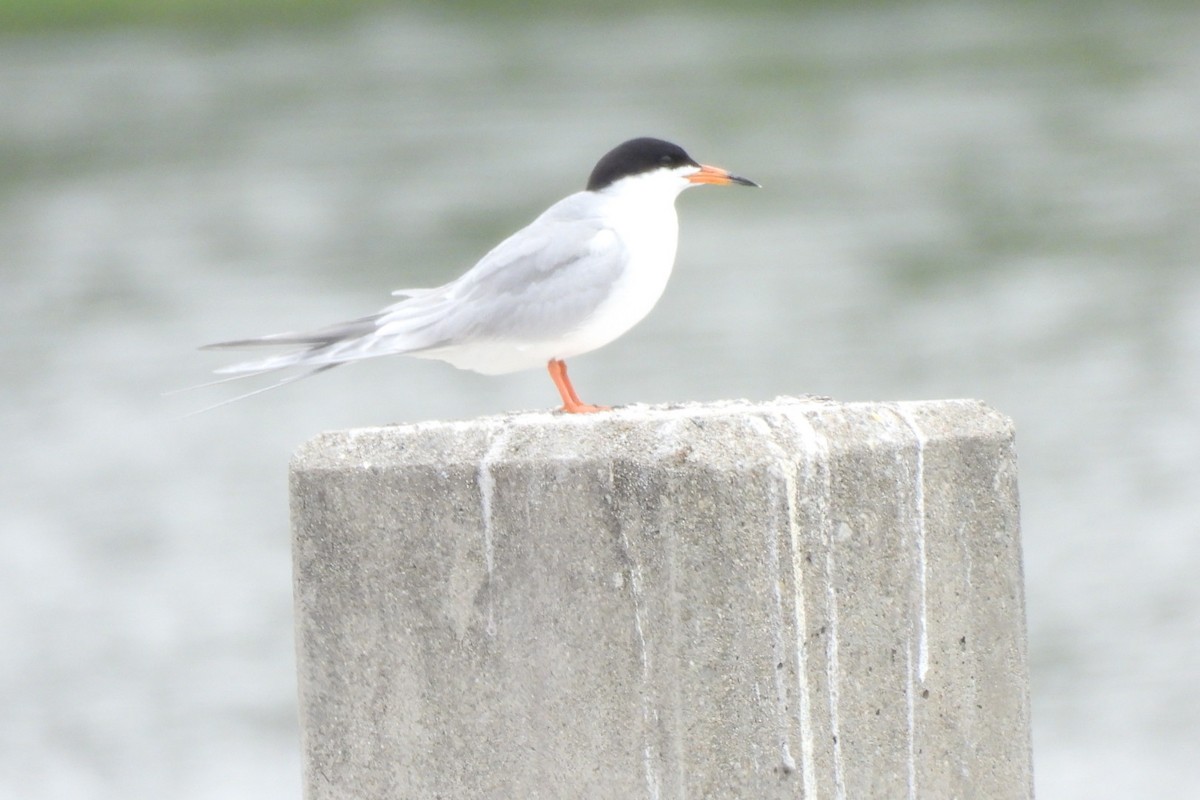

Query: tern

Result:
[200,137,758,413]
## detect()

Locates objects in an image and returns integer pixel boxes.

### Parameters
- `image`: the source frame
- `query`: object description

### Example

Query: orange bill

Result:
[687,164,759,187]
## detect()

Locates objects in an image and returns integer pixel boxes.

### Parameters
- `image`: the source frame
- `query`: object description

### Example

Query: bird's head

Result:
[586,137,759,196]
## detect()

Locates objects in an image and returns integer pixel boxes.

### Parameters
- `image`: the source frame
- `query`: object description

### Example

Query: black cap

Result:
[586,137,700,192]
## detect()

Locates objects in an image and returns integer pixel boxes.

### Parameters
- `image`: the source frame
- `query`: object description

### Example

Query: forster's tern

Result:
[201,137,758,413]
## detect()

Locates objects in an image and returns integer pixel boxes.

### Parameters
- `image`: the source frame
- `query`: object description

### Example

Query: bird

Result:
[198,137,758,413]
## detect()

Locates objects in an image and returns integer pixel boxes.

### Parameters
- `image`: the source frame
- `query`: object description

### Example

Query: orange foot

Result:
[547,359,611,414]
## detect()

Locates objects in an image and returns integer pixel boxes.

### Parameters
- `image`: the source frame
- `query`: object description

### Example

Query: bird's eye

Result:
[659,154,674,165]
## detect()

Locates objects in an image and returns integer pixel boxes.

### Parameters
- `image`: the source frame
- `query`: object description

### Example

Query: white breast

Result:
[552,193,679,360]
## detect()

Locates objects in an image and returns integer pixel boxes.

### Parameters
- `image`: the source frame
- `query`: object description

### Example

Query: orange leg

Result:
[547,359,610,414]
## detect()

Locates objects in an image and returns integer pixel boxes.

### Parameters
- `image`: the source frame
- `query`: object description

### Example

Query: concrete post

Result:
[289,398,1033,799]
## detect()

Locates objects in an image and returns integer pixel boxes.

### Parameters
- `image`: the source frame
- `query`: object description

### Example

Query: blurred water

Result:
[3,4,1199,798]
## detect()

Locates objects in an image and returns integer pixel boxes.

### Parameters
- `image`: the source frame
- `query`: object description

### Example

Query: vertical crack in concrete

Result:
[476,426,510,638]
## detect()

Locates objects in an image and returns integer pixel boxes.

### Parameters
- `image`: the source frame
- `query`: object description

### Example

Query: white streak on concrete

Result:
[769,491,800,774]
[760,415,823,793]
[788,514,820,796]
[476,427,510,637]
[610,465,661,800]
[905,637,918,800]
[789,411,842,800]
[824,545,846,800]
[749,418,799,776]
[893,404,930,684]
[780,465,814,789]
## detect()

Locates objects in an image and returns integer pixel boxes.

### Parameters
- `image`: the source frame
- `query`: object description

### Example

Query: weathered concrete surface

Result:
[290,397,1033,799]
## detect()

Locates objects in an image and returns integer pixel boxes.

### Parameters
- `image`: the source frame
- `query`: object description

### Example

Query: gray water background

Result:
[3,3,1199,797]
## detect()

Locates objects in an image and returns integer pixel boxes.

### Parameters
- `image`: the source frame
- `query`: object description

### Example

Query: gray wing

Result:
[375,194,626,347]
